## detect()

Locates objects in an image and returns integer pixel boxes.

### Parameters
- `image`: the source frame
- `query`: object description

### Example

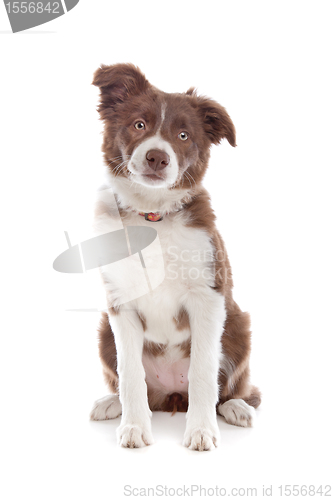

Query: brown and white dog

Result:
[90,63,261,451]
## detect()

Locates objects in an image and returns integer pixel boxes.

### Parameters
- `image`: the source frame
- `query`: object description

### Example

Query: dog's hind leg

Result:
[217,301,261,426]
[90,312,122,421]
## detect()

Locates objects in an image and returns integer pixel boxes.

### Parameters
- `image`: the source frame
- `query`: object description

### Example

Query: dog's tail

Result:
[162,392,188,415]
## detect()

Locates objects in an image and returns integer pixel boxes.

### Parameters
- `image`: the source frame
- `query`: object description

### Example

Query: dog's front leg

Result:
[109,308,153,448]
[183,291,226,451]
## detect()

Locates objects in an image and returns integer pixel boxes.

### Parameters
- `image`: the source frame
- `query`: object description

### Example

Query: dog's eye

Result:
[178,132,188,141]
[134,121,145,130]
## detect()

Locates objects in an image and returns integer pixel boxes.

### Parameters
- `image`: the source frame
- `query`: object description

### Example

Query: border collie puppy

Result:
[90,63,261,451]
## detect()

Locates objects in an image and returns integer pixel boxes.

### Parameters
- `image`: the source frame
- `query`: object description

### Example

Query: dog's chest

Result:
[131,213,214,342]
[100,210,215,341]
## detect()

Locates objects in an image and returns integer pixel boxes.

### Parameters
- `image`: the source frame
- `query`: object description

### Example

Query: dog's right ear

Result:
[92,63,150,113]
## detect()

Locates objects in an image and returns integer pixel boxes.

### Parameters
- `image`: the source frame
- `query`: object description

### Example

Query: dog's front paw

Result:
[117,423,154,448]
[183,423,220,451]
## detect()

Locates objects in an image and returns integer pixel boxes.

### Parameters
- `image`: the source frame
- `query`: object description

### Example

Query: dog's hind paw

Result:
[90,394,122,421]
[217,399,255,427]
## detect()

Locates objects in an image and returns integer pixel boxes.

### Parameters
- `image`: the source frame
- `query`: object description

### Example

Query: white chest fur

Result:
[99,206,215,347]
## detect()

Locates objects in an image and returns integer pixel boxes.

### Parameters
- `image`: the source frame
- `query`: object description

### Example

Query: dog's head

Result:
[93,63,236,190]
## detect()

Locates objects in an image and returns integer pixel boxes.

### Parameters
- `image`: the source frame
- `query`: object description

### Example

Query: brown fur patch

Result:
[216,302,260,408]
[92,63,151,114]
[102,369,119,394]
[184,188,217,232]
[173,307,190,331]
[194,93,236,147]
[143,340,166,357]
[98,312,119,394]
[177,338,191,358]
[210,229,233,300]
[243,386,262,409]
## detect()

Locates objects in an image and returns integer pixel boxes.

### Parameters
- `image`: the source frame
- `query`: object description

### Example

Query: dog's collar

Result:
[138,211,164,222]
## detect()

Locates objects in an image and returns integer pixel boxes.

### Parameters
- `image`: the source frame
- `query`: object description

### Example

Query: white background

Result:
[1,1,332,499]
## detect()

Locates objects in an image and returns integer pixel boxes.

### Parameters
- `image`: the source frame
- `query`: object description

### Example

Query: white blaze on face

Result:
[127,104,179,188]
[159,103,166,130]
[128,134,179,188]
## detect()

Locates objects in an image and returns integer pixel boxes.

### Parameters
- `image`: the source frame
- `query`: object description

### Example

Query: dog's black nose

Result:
[146,149,170,171]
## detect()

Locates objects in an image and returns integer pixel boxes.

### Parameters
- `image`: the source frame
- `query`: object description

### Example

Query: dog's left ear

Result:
[196,97,236,147]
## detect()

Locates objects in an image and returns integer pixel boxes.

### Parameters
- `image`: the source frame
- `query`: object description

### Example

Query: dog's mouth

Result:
[143,173,165,181]
[127,158,175,188]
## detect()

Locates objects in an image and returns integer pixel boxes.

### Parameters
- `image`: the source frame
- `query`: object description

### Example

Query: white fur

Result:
[108,309,153,448]
[218,399,255,427]
[128,133,179,188]
[158,103,166,132]
[90,394,122,420]
[109,173,191,213]
[96,182,227,449]
[182,291,225,450]
[117,423,154,448]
